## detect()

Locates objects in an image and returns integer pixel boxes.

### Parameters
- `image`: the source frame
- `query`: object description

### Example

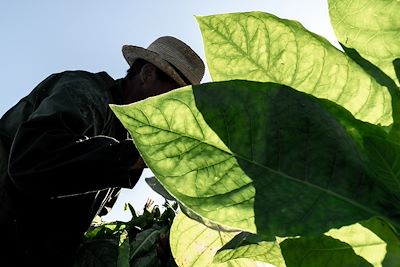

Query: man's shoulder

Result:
[39,70,116,97]
[52,70,115,84]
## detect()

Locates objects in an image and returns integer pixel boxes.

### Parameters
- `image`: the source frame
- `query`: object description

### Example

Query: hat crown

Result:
[122,36,205,86]
[147,36,204,85]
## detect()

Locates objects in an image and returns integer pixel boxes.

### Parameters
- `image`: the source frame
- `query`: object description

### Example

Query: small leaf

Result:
[145,176,176,200]
[125,203,138,219]
[169,212,258,267]
[130,227,160,260]
[84,223,126,240]
[214,232,285,267]
[117,233,130,267]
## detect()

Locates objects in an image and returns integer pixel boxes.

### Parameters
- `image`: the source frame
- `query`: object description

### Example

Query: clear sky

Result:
[0,0,340,221]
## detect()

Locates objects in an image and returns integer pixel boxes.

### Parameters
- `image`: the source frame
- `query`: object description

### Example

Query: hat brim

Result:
[122,45,187,87]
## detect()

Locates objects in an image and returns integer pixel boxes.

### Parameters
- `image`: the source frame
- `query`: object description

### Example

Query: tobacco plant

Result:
[73,200,178,267]
[108,0,400,266]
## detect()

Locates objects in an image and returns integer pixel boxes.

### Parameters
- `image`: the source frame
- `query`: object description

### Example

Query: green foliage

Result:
[196,11,393,126]
[108,0,400,266]
[170,212,261,267]
[73,201,178,267]
[213,232,285,267]
[111,81,399,238]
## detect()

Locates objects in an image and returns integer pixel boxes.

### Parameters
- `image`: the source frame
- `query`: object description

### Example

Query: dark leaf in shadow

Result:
[192,80,397,236]
[145,176,175,201]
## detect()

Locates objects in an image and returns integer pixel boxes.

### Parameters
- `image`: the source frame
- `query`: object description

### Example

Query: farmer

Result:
[0,36,205,266]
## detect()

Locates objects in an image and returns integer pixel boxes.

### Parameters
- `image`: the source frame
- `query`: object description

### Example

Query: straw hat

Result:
[122,36,205,86]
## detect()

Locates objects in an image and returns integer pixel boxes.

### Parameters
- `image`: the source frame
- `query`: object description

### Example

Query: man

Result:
[0,36,205,266]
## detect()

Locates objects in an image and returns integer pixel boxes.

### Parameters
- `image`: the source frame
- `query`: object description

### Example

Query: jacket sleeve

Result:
[8,76,141,198]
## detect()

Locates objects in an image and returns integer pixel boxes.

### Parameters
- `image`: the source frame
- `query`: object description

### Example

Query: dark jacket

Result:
[0,71,142,266]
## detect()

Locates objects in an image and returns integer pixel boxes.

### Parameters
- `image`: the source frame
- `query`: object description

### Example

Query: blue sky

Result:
[0,0,340,221]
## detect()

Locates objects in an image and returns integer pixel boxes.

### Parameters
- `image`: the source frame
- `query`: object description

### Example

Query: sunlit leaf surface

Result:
[214,232,285,267]
[197,12,392,126]
[169,212,259,267]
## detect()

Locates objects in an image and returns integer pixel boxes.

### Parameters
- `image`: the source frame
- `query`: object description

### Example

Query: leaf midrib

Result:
[129,229,160,260]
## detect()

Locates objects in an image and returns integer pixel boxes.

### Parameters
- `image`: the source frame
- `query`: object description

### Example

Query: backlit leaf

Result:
[169,212,259,267]
[110,80,399,237]
[196,11,392,126]
[214,232,285,267]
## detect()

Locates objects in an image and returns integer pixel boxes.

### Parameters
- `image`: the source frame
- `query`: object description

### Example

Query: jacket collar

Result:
[109,78,125,105]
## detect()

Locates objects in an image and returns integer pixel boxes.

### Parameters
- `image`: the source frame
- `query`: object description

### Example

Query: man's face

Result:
[144,77,180,99]
[124,63,181,103]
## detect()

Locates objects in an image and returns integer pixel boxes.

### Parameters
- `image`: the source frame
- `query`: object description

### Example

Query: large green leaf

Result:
[110,80,399,237]
[196,11,393,126]
[328,0,400,86]
[169,212,258,267]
